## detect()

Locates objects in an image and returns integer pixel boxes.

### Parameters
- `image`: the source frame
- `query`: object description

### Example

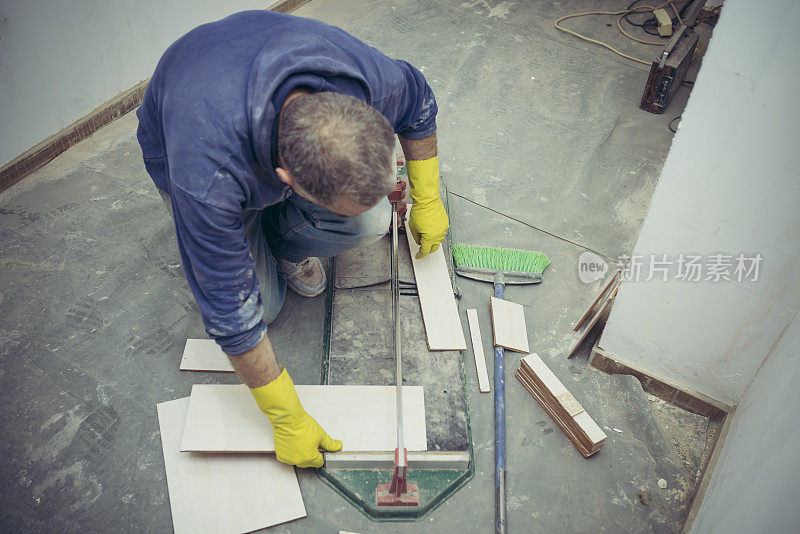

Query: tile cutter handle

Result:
[376,177,419,506]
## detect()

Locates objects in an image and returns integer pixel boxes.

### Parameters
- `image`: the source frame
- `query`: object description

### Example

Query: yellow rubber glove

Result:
[407,156,449,259]
[249,367,342,468]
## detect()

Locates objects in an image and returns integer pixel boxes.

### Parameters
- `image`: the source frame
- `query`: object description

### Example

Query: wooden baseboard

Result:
[1,1,312,195]
[588,342,731,418]
[588,341,735,532]
[680,405,734,533]
[0,80,148,193]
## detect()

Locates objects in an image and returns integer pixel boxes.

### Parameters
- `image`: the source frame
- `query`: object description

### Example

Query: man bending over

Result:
[137,10,448,468]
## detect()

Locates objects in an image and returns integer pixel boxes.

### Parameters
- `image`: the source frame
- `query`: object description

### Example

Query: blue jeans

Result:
[161,189,389,325]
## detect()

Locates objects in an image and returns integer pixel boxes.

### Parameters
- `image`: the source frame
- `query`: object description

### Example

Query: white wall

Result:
[688,310,800,534]
[0,1,268,166]
[597,0,800,407]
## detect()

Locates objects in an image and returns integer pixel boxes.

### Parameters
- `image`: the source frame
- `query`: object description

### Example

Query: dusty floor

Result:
[0,0,715,532]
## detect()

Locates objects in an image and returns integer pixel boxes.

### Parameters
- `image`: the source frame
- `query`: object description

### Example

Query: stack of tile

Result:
[516,353,606,458]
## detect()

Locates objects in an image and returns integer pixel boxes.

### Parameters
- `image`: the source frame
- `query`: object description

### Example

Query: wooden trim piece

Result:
[181,384,428,453]
[157,397,306,533]
[523,355,606,444]
[267,0,313,13]
[405,210,467,351]
[517,372,598,457]
[466,309,490,393]
[589,342,732,417]
[517,353,606,457]
[489,297,530,353]
[179,339,234,372]
[574,270,621,331]
[1,80,148,193]
[567,280,620,358]
[324,450,470,470]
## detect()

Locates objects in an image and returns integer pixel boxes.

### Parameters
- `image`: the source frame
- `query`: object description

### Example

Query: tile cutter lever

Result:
[376,176,419,507]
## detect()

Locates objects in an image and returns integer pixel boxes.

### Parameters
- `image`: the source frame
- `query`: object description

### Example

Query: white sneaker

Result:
[278,257,326,297]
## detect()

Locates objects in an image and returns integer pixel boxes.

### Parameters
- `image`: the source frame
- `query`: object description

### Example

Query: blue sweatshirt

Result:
[136,11,437,354]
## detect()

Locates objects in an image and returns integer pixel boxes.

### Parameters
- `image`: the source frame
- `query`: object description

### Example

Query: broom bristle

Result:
[452,243,550,274]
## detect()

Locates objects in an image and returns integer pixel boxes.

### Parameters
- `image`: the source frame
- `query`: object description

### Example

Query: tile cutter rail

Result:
[375,176,419,506]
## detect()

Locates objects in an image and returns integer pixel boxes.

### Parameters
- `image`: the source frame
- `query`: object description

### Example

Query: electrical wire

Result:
[671,1,683,24]
[621,0,693,38]
[553,0,679,65]
[668,116,681,133]
[624,4,657,27]
[623,0,664,35]
[616,9,669,45]
[446,190,613,261]
[642,24,662,36]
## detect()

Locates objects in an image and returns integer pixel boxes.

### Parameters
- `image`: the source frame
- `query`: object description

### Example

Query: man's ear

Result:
[275,167,295,188]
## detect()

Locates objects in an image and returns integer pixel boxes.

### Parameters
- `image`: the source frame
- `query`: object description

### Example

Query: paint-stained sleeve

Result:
[167,186,267,355]
[383,60,438,140]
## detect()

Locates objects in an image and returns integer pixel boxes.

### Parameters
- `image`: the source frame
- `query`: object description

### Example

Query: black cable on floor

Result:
[623,0,659,30]
[446,190,613,261]
[623,0,695,37]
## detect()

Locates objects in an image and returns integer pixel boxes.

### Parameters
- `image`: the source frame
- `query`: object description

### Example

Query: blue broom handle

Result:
[494,280,506,534]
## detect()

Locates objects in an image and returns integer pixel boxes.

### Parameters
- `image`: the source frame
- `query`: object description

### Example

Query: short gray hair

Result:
[278,92,396,207]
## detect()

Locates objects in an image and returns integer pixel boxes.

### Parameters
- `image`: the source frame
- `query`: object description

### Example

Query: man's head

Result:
[276,92,396,216]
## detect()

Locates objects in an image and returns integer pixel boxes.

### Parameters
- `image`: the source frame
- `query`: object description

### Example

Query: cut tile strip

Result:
[179,339,234,372]
[516,353,606,458]
[489,297,529,353]
[466,309,490,393]
[157,397,306,533]
[404,209,467,351]
[181,384,427,453]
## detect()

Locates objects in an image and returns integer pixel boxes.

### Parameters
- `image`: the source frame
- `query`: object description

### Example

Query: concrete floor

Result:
[0,0,712,531]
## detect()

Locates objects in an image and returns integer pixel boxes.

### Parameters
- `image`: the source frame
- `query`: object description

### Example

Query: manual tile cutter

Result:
[375,174,420,507]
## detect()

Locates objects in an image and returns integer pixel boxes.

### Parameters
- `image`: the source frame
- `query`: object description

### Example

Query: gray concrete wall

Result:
[0,1,267,166]
[597,0,800,407]
[688,310,800,533]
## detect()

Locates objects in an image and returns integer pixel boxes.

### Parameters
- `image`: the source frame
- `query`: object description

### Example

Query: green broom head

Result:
[452,243,550,275]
